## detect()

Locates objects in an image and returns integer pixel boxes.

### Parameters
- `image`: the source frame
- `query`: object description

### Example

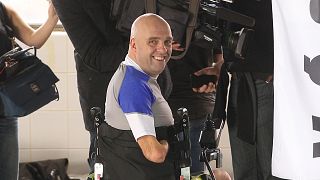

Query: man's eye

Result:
[149,40,158,46]
[165,40,172,47]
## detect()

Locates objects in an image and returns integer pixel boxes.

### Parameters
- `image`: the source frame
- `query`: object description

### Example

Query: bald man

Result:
[98,13,176,180]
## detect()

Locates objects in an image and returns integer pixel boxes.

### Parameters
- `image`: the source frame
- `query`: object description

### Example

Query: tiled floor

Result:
[69,174,88,180]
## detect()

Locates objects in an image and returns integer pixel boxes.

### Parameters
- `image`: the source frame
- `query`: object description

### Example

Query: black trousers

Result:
[227,76,284,180]
[75,53,113,171]
[98,123,176,180]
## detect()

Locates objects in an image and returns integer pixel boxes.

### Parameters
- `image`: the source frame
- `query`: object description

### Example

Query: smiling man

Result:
[99,13,176,180]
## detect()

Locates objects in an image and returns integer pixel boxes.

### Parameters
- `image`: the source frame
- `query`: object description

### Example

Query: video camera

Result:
[110,0,255,59]
[187,0,256,59]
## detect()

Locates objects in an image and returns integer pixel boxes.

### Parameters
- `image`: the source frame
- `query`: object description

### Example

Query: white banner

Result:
[272,0,320,179]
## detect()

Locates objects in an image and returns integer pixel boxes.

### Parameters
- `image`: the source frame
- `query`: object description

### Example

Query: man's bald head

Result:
[130,13,171,39]
[128,13,173,77]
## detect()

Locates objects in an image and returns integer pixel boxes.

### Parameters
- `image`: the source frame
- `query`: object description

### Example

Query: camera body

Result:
[192,0,255,59]
[109,0,255,59]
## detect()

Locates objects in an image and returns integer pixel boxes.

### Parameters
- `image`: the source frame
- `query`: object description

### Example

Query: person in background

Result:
[0,1,58,179]
[51,0,128,174]
[222,0,282,179]
[190,1,279,179]
[171,44,231,180]
[168,46,223,175]
[165,0,226,177]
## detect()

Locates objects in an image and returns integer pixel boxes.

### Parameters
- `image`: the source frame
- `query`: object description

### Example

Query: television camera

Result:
[110,0,255,59]
[185,0,256,59]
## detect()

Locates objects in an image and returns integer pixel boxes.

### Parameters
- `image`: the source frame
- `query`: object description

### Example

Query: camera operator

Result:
[51,0,173,178]
[165,1,225,178]
[168,44,223,176]
[222,0,282,179]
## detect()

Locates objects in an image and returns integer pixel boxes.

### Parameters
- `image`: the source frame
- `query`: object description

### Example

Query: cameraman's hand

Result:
[192,53,224,93]
[192,67,216,93]
[172,41,184,52]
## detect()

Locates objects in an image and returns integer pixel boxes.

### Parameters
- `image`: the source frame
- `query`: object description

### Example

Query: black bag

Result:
[0,47,59,117]
[19,158,71,180]
[111,0,189,43]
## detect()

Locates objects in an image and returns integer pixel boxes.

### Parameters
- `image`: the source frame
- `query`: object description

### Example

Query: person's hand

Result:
[172,41,184,52]
[192,53,224,93]
[48,1,58,21]
[192,67,217,93]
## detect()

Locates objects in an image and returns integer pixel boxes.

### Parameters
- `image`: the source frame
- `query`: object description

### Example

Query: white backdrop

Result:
[272,0,320,179]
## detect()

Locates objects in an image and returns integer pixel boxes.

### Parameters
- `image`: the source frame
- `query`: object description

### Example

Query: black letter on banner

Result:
[304,55,320,86]
[313,115,320,158]
[310,0,320,23]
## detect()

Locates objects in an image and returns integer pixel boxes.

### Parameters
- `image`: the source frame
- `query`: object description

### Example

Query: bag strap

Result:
[145,0,156,13]
[0,47,36,65]
[0,2,6,24]
[144,0,200,59]
[172,0,199,60]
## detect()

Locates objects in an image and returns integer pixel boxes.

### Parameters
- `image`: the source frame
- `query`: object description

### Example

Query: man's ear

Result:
[130,38,136,51]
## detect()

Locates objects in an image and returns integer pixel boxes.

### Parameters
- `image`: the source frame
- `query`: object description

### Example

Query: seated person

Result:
[98,13,175,180]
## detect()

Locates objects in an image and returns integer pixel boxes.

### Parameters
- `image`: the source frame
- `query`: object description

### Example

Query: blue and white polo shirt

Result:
[105,55,174,140]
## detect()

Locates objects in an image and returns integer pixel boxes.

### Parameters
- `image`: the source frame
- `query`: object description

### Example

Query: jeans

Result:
[189,117,206,175]
[0,117,18,180]
[227,78,280,180]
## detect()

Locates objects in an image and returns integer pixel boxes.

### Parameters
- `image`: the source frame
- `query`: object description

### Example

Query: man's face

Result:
[132,20,173,77]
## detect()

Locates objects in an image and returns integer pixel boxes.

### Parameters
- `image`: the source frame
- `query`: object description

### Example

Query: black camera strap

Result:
[145,0,157,13]
[145,0,200,60]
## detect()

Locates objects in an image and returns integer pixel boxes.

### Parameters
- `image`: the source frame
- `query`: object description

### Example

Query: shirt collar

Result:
[123,55,158,79]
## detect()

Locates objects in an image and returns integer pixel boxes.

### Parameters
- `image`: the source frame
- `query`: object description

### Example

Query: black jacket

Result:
[52,0,128,73]
[224,0,274,73]
[0,1,12,56]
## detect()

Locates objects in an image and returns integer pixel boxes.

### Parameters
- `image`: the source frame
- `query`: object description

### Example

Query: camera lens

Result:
[223,31,239,52]
[223,28,254,59]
